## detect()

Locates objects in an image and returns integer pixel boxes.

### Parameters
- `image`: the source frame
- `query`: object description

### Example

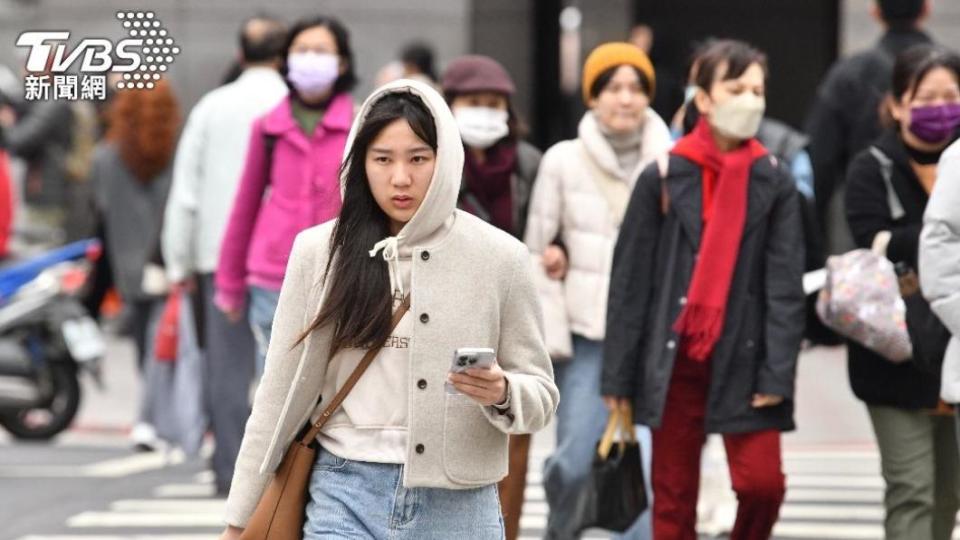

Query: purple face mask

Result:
[287,52,339,98]
[909,103,960,143]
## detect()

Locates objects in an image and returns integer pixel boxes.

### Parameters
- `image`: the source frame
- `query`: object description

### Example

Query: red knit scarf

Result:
[669,118,768,361]
[462,142,517,233]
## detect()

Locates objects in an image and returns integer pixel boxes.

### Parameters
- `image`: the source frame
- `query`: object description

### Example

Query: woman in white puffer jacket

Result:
[524,42,672,539]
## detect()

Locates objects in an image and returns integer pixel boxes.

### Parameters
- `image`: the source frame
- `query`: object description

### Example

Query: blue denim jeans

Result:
[304,448,505,539]
[247,285,280,380]
[543,335,652,540]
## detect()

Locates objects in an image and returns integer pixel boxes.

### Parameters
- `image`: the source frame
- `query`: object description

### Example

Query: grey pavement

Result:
[0,334,921,540]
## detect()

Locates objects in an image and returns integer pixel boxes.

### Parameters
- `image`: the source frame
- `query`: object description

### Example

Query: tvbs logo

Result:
[16,10,180,99]
[18,31,144,73]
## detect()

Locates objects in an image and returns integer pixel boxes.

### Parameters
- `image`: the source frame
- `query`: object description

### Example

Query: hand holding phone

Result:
[446,347,507,406]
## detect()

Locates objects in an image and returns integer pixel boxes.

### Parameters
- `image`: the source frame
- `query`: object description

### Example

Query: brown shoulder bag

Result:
[239,296,411,540]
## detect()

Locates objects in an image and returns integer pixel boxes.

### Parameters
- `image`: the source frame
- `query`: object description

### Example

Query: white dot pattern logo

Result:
[115,10,180,91]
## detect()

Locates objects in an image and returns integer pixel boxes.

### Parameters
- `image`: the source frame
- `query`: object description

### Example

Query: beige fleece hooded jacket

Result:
[223,79,559,528]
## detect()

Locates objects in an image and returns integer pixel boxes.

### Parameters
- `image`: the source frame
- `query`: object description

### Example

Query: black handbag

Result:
[570,405,648,534]
[903,291,952,376]
[896,263,952,376]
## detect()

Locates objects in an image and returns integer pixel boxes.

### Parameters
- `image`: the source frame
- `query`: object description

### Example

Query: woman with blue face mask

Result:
[215,16,357,379]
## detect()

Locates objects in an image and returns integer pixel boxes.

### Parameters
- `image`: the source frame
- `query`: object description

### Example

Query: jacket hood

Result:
[342,79,462,250]
[340,79,463,296]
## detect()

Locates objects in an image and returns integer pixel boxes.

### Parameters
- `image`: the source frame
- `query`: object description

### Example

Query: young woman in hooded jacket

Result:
[217,79,558,540]
[845,44,960,540]
[602,40,806,540]
[525,42,672,539]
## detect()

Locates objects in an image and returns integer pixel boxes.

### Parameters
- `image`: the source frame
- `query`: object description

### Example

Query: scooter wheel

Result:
[0,363,81,440]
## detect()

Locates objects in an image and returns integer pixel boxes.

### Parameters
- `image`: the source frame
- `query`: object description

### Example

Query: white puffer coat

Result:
[524,109,672,341]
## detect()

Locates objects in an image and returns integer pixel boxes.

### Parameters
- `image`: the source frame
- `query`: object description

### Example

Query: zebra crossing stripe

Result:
[786,488,882,503]
[153,483,215,498]
[66,512,222,527]
[110,499,226,513]
[0,451,185,478]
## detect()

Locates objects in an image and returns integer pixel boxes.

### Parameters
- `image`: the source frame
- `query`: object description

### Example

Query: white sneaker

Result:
[130,422,159,452]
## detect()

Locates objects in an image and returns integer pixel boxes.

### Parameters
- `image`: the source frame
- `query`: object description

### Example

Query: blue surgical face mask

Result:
[683,85,698,105]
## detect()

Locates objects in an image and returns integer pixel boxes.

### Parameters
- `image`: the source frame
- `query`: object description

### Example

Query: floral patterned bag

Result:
[816,248,912,362]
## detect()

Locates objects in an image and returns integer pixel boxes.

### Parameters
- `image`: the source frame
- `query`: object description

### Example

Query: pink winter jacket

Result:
[214,94,353,312]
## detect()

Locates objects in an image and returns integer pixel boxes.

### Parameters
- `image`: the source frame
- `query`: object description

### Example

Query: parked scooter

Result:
[0,239,105,440]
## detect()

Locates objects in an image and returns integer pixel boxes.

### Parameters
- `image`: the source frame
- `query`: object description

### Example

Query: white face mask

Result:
[708,92,765,140]
[454,107,509,149]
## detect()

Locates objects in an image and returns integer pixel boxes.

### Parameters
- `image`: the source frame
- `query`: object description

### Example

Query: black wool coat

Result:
[843,129,957,409]
[602,153,806,434]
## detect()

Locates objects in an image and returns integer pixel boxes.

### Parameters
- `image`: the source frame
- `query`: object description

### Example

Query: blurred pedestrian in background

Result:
[844,44,960,540]
[89,79,180,449]
[215,15,355,379]
[677,39,830,348]
[0,149,12,259]
[401,41,439,87]
[441,53,545,540]
[526,41,671,540]
[0,60,73,240]
[162,14,288,495]
[806,0,933,256]
[921,137,960,452]
[604,39,805,540]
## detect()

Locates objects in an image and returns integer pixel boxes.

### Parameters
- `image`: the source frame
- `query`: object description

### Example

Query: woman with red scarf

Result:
[603,39,806,539]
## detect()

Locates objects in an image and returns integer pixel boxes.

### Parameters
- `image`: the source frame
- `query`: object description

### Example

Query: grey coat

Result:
[920,140,960,402]
[90,143,171,301]
[602,154,806,433]
[3,100,74,207]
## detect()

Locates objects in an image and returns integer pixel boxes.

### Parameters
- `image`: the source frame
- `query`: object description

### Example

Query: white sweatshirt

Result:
[318,217,454,463]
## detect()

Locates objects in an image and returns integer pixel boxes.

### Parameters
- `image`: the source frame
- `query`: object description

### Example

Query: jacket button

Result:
[417,379,427,389]
[420,313,430,324]
[415,444,425,454]
[421,251,430,261]
[666,340,676,350]
[746,339,755,349]
[679,296,687,306]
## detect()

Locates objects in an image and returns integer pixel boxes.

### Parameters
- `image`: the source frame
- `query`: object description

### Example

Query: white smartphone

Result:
[446,347,496,394]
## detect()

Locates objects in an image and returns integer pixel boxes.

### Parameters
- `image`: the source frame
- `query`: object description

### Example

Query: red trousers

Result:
[652,356,785,540]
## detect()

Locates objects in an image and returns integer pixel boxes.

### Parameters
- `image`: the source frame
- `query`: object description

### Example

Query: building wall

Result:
[0,0,471,110]
[470,0,536,124]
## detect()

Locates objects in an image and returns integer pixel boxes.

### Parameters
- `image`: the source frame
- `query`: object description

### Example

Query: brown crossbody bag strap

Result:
[296,295,411,445]
[238,295,412,540]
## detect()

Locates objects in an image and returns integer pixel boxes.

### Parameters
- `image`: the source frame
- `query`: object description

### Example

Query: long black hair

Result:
[297,92,437,355]
[280,15,358,96]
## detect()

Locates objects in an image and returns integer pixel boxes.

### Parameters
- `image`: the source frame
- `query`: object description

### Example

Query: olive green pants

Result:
[868,405,960,540]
